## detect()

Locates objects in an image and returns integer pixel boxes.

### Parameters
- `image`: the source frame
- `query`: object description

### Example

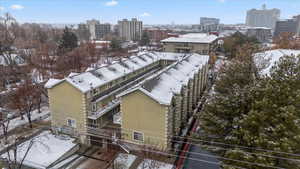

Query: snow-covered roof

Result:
[247,26,272,30]
[1,131,77,169]
[138,159,174,169]
[161,33,218,44]
[114,153,137,169]
[255,49,300,75]
[44,79,64,89]
[119,53,209,105]
[45,52,186,93]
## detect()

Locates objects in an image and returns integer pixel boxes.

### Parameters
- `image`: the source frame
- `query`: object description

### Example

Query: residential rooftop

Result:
[45,52,187,93]
[119,53,209,105]
[161,33,218,44]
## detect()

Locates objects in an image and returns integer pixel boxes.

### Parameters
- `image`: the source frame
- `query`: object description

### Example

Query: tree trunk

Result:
[26,112,33,129]
[38,98,42,114]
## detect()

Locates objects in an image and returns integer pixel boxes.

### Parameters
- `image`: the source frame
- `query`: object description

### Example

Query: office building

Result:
[86,19,100,40]
[274,15,300,37]
[200,17,221,32]
[200,17,220,25]
[246,4,280,29]
[118,18,143,41]
[95,23,111,39]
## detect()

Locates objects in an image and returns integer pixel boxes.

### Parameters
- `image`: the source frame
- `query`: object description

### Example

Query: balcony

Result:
[113,112,122,125]
[87,121,121,139]
[88,99,120,120]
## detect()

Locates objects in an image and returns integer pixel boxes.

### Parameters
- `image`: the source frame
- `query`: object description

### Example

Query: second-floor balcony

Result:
[88,99,120,120]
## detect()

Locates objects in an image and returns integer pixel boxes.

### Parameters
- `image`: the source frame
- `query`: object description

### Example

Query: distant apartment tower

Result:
[200,17,220,25]
[77,24,90,41]
[87,19,100,40]
[274,15,300,37]
[95,23,111,39]
[144,28,169,43]
[118,18,143,41]
[200,17,220,32]
[246,4,280,29]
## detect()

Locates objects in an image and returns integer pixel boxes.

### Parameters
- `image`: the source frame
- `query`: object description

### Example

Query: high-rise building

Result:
[77,24,90,41]
[246,4,280,29]
[200,17,221,32]
[200,17,220,25]
[95,23,111,39]
[118,18,143,41]
[86,19,100,40]
[274,15,300,37]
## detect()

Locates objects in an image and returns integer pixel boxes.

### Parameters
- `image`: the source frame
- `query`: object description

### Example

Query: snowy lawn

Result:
[138,159,174,169]
[114,153,137,169]
[1,130,77,169]
[0,106,50,135]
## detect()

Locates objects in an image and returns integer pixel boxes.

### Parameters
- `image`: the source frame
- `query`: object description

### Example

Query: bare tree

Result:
[273,32,300,49]
[4,134,47,169]
[0,13,28,89]
[0,118,10,144]
[8,80,42,128]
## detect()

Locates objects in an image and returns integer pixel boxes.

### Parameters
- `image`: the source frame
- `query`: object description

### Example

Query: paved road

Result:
[183,145,220,169]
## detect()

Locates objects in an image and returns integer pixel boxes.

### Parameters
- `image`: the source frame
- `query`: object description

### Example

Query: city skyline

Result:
[0,0,299,24]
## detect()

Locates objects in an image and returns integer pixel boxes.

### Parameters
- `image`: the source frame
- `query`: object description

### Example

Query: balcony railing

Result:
[88,99,120,120]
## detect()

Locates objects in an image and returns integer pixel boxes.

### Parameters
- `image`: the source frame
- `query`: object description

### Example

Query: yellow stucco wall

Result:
[48,81,86,134]
[121,90,168,149]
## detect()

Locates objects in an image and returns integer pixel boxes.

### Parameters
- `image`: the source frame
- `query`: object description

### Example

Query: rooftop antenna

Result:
[262,4,266,10]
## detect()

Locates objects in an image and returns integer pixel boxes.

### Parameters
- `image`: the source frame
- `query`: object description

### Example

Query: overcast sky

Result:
[0,0,299,24]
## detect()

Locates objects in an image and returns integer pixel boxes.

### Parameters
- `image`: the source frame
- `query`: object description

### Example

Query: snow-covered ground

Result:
[114,153,137,169]
[138,159,174,169]
[0,106,50,135]
[1,131,77,169]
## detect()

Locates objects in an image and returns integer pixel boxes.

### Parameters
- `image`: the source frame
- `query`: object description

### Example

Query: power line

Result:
[93,124,300,160]
[86,136,288,169]
[86,127,300,167]
[86,137,248,169]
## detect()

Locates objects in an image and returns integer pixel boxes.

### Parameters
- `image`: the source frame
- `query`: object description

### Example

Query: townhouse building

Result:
[45,52,191,147]
[118,54,209,150]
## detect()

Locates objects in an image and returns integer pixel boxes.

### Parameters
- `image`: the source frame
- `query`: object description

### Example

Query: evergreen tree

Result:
[58,27,78,54]
[223,32,259,59]
[140,31,150,46]
[111,37,121,51]
[199,51,300,168]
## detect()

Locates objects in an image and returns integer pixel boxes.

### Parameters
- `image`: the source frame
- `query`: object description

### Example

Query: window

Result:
[93,89,97,95]
[67,118,76,128]
[92,103,97,112]
[133,131,144,142]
